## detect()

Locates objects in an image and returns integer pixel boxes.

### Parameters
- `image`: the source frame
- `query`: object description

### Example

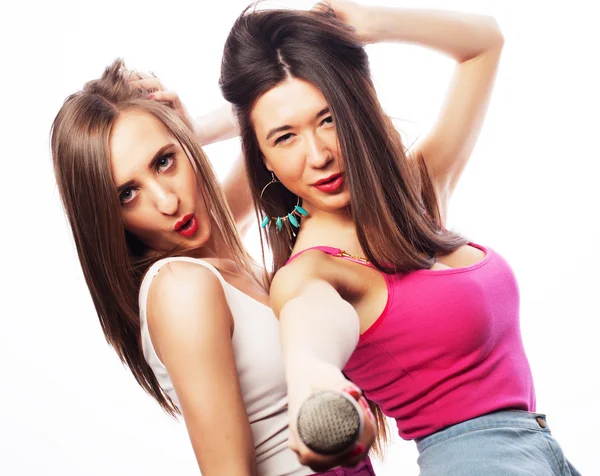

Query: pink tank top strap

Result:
[286,246,373,267]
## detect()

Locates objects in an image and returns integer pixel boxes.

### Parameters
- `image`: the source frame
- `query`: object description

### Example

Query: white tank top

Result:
[139,257,311,476]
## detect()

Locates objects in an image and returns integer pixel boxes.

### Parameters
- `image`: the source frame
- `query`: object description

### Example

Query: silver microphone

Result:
[296,390,364,455]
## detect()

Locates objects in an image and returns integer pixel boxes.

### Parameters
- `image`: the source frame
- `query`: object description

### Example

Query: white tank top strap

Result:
[140,256,227,305]
[139,256,233,320]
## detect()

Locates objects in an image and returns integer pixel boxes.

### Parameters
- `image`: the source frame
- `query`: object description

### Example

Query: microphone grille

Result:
[296,390,362,455]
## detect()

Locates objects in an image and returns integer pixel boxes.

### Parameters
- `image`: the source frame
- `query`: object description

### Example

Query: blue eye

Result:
[157,153,175,172]
[119,188,138,204]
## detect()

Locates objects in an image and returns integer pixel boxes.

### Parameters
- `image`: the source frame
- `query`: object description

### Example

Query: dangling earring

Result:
[259,172,309,236]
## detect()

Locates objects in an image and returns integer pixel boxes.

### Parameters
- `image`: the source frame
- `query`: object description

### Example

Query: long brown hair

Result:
[51,59,252,415]
[219,5,468,451]
[220,6,466,278]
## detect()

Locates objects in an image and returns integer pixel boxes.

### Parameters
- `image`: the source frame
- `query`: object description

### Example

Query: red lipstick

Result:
[174,214,199,237]
[313,173,344,193]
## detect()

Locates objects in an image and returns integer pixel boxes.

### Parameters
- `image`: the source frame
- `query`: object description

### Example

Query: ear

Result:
[262,154,273,172]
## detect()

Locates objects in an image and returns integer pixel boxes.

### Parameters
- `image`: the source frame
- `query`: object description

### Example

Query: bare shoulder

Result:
[146,260,232,342]
[270,249,335,315]
[148,260,225,310]
[143,260,256,472]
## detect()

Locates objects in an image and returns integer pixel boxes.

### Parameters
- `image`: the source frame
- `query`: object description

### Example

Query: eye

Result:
[119,188,138,205]
[274,133,294,145]
[156,153,175,172]
[321,115,334,126]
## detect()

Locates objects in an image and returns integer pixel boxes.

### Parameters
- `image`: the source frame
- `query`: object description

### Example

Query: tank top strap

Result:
[139,257,231,330]
[140,257,228,299]
[286,246,373,268]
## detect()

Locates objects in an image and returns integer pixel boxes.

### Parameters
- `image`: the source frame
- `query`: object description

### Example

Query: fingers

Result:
[119,68,188,117]
[341,398,376,466]
[121,68,165,94]
[129,77,164,92]
[147,90,179,103]
[146,90,185,117]
[332,393,375,467]
[126,69,143,80]
[322,398,374,469]
[342,385,362,399]
[122,69,155,80]
[310,1,331,13]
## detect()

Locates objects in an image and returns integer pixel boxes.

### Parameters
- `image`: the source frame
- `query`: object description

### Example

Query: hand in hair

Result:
[126,69,239,146]
[125,69,195,128]
[313,0,373,43]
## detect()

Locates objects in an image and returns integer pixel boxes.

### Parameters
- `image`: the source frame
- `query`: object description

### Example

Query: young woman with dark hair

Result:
[220,1,580,474]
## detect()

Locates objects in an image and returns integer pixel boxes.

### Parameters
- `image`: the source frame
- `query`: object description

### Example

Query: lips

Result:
[174,213,199,237]
[313,173,344,193]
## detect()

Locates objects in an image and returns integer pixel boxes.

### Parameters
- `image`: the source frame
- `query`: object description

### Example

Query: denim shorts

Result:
[415,410,581,475]
[311,458,376,476]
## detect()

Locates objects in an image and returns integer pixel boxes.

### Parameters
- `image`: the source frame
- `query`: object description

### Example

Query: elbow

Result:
[484,16,505,50]
[457,16,505,63]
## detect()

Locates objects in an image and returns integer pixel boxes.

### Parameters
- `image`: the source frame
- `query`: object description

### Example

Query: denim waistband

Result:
[415,410,550,454]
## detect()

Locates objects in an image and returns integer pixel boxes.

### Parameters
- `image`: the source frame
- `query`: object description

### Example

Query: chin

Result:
[321,193,351,212]
[192,223,212,249]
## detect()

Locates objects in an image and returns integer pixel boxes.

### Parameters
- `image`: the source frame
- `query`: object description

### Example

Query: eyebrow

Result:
[265,107,331,141]
[116,143,174,193]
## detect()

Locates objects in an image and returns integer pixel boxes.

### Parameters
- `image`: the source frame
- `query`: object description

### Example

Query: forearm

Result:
[194,103,239,145]
[222,153,254,234]
[363,6,504,62]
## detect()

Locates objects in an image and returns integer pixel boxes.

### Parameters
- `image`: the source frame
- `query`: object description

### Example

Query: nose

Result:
[151,183,179,216]
[305,133,333,169]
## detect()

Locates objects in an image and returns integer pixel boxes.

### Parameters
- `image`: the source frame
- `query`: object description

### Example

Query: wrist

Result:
[194,104,239,145]
[192,120,209,146]
[355,6,395,44]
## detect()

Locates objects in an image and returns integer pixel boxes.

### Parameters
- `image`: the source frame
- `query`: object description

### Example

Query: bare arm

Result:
[330,1,505,223]
[221,152,254,237]
[147,262,256,475]
[193,102,240,145]
[270,253,375,471]
[193,105,254,235]
[275,277,360,406]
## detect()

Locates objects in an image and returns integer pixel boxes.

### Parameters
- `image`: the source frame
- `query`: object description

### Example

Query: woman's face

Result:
[251,77,350,212]
[109,109,212,253]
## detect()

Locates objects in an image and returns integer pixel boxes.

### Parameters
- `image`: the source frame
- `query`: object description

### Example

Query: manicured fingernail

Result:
[147,94,154,99]
[359,397,375,421]
[342,386,361,399]
[348,444,366,457]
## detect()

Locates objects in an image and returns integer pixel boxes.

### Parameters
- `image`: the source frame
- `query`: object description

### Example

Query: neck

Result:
[294,203,363,255]
[189,224,235,262]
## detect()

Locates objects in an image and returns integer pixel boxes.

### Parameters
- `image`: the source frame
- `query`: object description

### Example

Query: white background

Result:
[1,0,598,474]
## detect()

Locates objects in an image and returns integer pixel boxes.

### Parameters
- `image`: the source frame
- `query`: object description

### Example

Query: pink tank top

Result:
[286,243,536,440]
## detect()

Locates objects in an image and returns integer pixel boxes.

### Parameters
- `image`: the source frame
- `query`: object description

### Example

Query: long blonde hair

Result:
[51,59,252,415]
